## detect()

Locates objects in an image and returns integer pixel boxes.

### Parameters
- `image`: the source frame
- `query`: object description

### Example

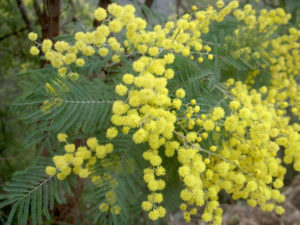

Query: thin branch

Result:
[213,83,234,100]
[13,98,113,106]
[63,100,113,104]
[15,0,34,32]
[19,174,55,200]
[0,27,27,41]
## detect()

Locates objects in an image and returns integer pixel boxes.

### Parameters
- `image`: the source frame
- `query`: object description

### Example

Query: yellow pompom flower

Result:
[45,166,56,176]
[133,129,147,144]
[86,137,98,150]
[148,47,159,56]
[57,133,68,142]
[122,127,130,134]
[224,115,238,132]
[106,127,118,139]
[210,146,217,152]
[64,53,76,65]
[180,203,187,210]
[132,60,145,72]
[203,119,215,131]
[172,99,182,109]
[186,132,197,142]
[164,53,175,64]
[216,0,224,8]
[178,166,190,177]
[94,7,107,21]
[229,100,240,110]
[64,144,75,153]
[56,173,66,180]
[75,58,85,67]
[142,201,153,211]
[176,88,186,98]
[149,209,160,221]
[122,73,134,84]
[112,54,120,63]
[115,84,128,96]
[109,19,123,33]
[79,168,90,178]
[194,105,200,113]
[108,3,124,17]
[197,57,203,63]
[192,5,198,11]
[98,48,109,57]
[157,206,166,217]
[156,166,166,176]
[275,206,285,215]
[164,69,175,79]
[28,32,38,41]
[30,46,40,55]
[112,100,129,115]
[212,107,225,120]
[73,157,83,166]
[231,0,239,8]
[54,41,69,52]
[150,155,162,166]
[82,46,95,56]
[42,39,52,52]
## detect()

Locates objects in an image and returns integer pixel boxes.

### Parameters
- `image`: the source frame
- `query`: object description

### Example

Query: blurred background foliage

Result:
[0,0,299,223]
[0,0,99,185]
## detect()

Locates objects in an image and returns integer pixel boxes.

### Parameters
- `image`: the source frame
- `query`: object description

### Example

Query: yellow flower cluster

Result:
[29,0,241,79]
[266,29,300,119]
[228,4,300,122]
[39,0,300,223]
[45,134,114,180]
[173,78,297,222]
[177,146,207,222]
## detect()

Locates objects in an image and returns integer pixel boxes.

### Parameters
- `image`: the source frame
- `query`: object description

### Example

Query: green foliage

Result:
[12,67,116,152]
[1,13,250,225]
[0,157,73,225]
[1,1,300,224]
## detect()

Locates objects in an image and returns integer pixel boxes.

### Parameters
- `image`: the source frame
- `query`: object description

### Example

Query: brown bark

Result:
[93,0,111,28]
[145,0,154,8]
[33,0,60,67]
[33,0,61,40]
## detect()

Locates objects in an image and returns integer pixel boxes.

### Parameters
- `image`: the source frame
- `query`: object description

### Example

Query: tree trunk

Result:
[41,0,61,40]
[33,0,60,66]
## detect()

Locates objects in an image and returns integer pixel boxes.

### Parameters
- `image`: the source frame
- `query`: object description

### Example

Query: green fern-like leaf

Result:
[12,75,115,152]
[0,158,72,225]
